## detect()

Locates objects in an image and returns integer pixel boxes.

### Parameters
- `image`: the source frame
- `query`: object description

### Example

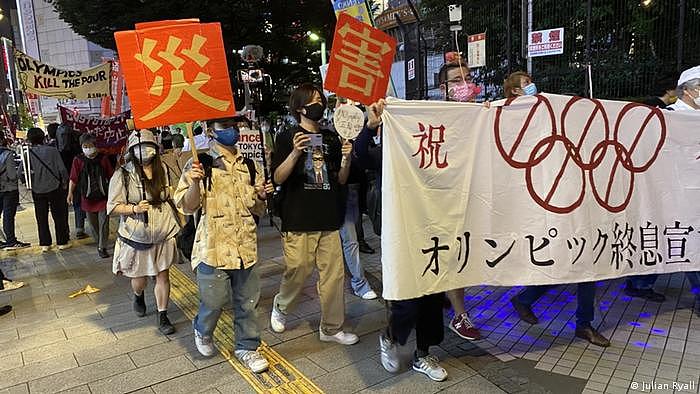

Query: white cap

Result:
[678,65,700,86]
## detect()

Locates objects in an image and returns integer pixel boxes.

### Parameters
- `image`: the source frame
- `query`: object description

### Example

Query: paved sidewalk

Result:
[0,203,698,393]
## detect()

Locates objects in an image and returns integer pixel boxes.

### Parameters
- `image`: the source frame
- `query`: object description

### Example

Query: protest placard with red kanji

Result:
[114,19,235,129]
[325,13,396,105]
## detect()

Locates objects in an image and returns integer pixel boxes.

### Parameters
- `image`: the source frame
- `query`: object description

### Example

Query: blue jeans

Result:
[193,263,261,351]
[73,200,85,233]
[626,274,658,290]
[339,185,372,296]
[517,282,596,327]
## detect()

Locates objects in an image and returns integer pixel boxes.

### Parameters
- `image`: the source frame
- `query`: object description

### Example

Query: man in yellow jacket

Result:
[175,118,273,373]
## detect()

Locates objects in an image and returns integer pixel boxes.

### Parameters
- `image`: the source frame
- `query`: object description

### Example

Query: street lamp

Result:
[307,31,326,66]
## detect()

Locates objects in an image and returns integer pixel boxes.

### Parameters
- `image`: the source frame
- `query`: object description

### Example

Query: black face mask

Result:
[303,103,325,122]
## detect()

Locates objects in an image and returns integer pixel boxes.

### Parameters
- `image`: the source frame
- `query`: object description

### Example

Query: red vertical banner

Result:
[324,13,396,105]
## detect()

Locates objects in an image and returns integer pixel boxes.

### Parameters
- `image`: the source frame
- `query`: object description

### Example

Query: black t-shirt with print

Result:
[271,126,344,232]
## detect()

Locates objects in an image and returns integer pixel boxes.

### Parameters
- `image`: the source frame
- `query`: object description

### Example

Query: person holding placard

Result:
[175,117,273,373]
[269,83,359,346]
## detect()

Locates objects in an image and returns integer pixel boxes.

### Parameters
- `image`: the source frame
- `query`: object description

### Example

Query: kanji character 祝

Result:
[413,123,449,169]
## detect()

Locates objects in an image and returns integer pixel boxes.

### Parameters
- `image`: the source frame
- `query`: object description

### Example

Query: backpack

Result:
[79,155,108,200]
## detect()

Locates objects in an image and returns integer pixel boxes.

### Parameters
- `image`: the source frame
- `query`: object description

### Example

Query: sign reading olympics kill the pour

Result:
[14,49,111,99]
[381,94,700,300]
[58,105,131,154]
[325,13,396,105]
[114,19,235,129]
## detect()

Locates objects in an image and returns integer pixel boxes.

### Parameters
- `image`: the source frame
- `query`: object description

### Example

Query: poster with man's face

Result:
[304,144,330,190]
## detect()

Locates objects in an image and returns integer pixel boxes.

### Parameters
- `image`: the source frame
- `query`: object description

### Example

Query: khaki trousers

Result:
[275,231,345,335]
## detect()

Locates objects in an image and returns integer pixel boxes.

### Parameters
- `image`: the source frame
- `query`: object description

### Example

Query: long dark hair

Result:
[132,150,167,203]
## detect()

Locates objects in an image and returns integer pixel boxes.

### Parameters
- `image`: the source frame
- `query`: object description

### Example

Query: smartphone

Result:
[308,134,323,147]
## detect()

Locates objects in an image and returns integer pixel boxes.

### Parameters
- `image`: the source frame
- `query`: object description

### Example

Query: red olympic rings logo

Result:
[494,95,667,213]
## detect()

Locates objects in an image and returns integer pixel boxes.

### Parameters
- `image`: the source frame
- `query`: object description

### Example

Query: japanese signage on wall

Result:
[14,49,111,99]
[325,13,396,105]
[528,27,564,58]
[114,19,235,129]
[381,95,700,300]
[467,33,486,68]
[331,0,372,24]
[58,105,131,153]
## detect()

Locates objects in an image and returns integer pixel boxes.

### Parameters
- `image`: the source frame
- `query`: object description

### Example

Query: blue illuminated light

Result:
[629,321,642,327]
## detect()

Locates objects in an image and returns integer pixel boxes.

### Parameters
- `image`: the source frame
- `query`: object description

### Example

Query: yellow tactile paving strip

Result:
[169,266,324,394]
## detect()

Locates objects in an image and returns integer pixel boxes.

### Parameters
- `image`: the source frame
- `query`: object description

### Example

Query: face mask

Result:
[303,103,325,122]
[82,147,97,158]
[523,83,538,96]
[134,145,156,165]
[447,82,482,102]
[213,127,240,146]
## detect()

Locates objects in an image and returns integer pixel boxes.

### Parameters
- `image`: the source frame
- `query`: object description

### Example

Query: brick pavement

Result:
[0,202,698,393]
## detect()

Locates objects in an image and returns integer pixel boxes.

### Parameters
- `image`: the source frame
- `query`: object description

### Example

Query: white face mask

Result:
[694,96,700,107]
[134,145,157,164]
[82,147,97,157]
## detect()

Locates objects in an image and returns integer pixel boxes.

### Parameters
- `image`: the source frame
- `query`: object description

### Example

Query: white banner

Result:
[381,95,700,300]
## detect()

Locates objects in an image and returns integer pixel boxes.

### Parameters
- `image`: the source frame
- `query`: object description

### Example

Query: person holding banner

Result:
[107,130,180,336]
[353,99,449,382]
[26,128,71,253]
[437,56,484,342]
[67,134,114,259]
[624,66,700,313]
[175,117,274,373]
[504,71,537,98]
[269,83,359,346]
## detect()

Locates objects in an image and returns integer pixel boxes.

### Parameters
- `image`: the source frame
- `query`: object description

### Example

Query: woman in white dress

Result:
[107,129,181,335]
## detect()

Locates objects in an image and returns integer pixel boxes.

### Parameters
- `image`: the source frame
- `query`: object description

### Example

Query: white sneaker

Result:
[360,290,378,300]
[412,355,448,382]
[319,329,359,345]
[379,333,399,373]
[58,243,71,251]
[41,246,50,253]
[235,350,269,373]
[270,295,286,333]
[194,328,215,357]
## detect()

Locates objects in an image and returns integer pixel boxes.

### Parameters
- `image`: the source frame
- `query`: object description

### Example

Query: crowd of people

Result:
[0,57,699,382]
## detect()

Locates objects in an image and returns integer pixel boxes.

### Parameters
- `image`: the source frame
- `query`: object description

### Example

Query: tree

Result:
[46,0,338,113]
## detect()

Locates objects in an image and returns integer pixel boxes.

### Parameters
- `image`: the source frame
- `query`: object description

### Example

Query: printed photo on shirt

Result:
[304,146,330,190]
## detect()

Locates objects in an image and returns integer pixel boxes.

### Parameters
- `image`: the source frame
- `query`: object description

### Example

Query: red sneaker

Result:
[449,313,481,340]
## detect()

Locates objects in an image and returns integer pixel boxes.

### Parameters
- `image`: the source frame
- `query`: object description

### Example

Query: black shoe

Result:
[75,232,88,240]
[575,325,610,347]
[2,241,30,251]
[98,248,109,258]
[510,296,539,324]
[624,286,666,302]
[158,311,175,335]
[359,241,375,254]
[133,292,146,317]
[0,305,11,316]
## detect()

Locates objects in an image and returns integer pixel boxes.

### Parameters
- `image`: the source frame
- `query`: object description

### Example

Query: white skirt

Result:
[112,237,177,277]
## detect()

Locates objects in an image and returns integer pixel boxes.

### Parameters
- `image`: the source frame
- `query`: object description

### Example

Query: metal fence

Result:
[422,0,700,101]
